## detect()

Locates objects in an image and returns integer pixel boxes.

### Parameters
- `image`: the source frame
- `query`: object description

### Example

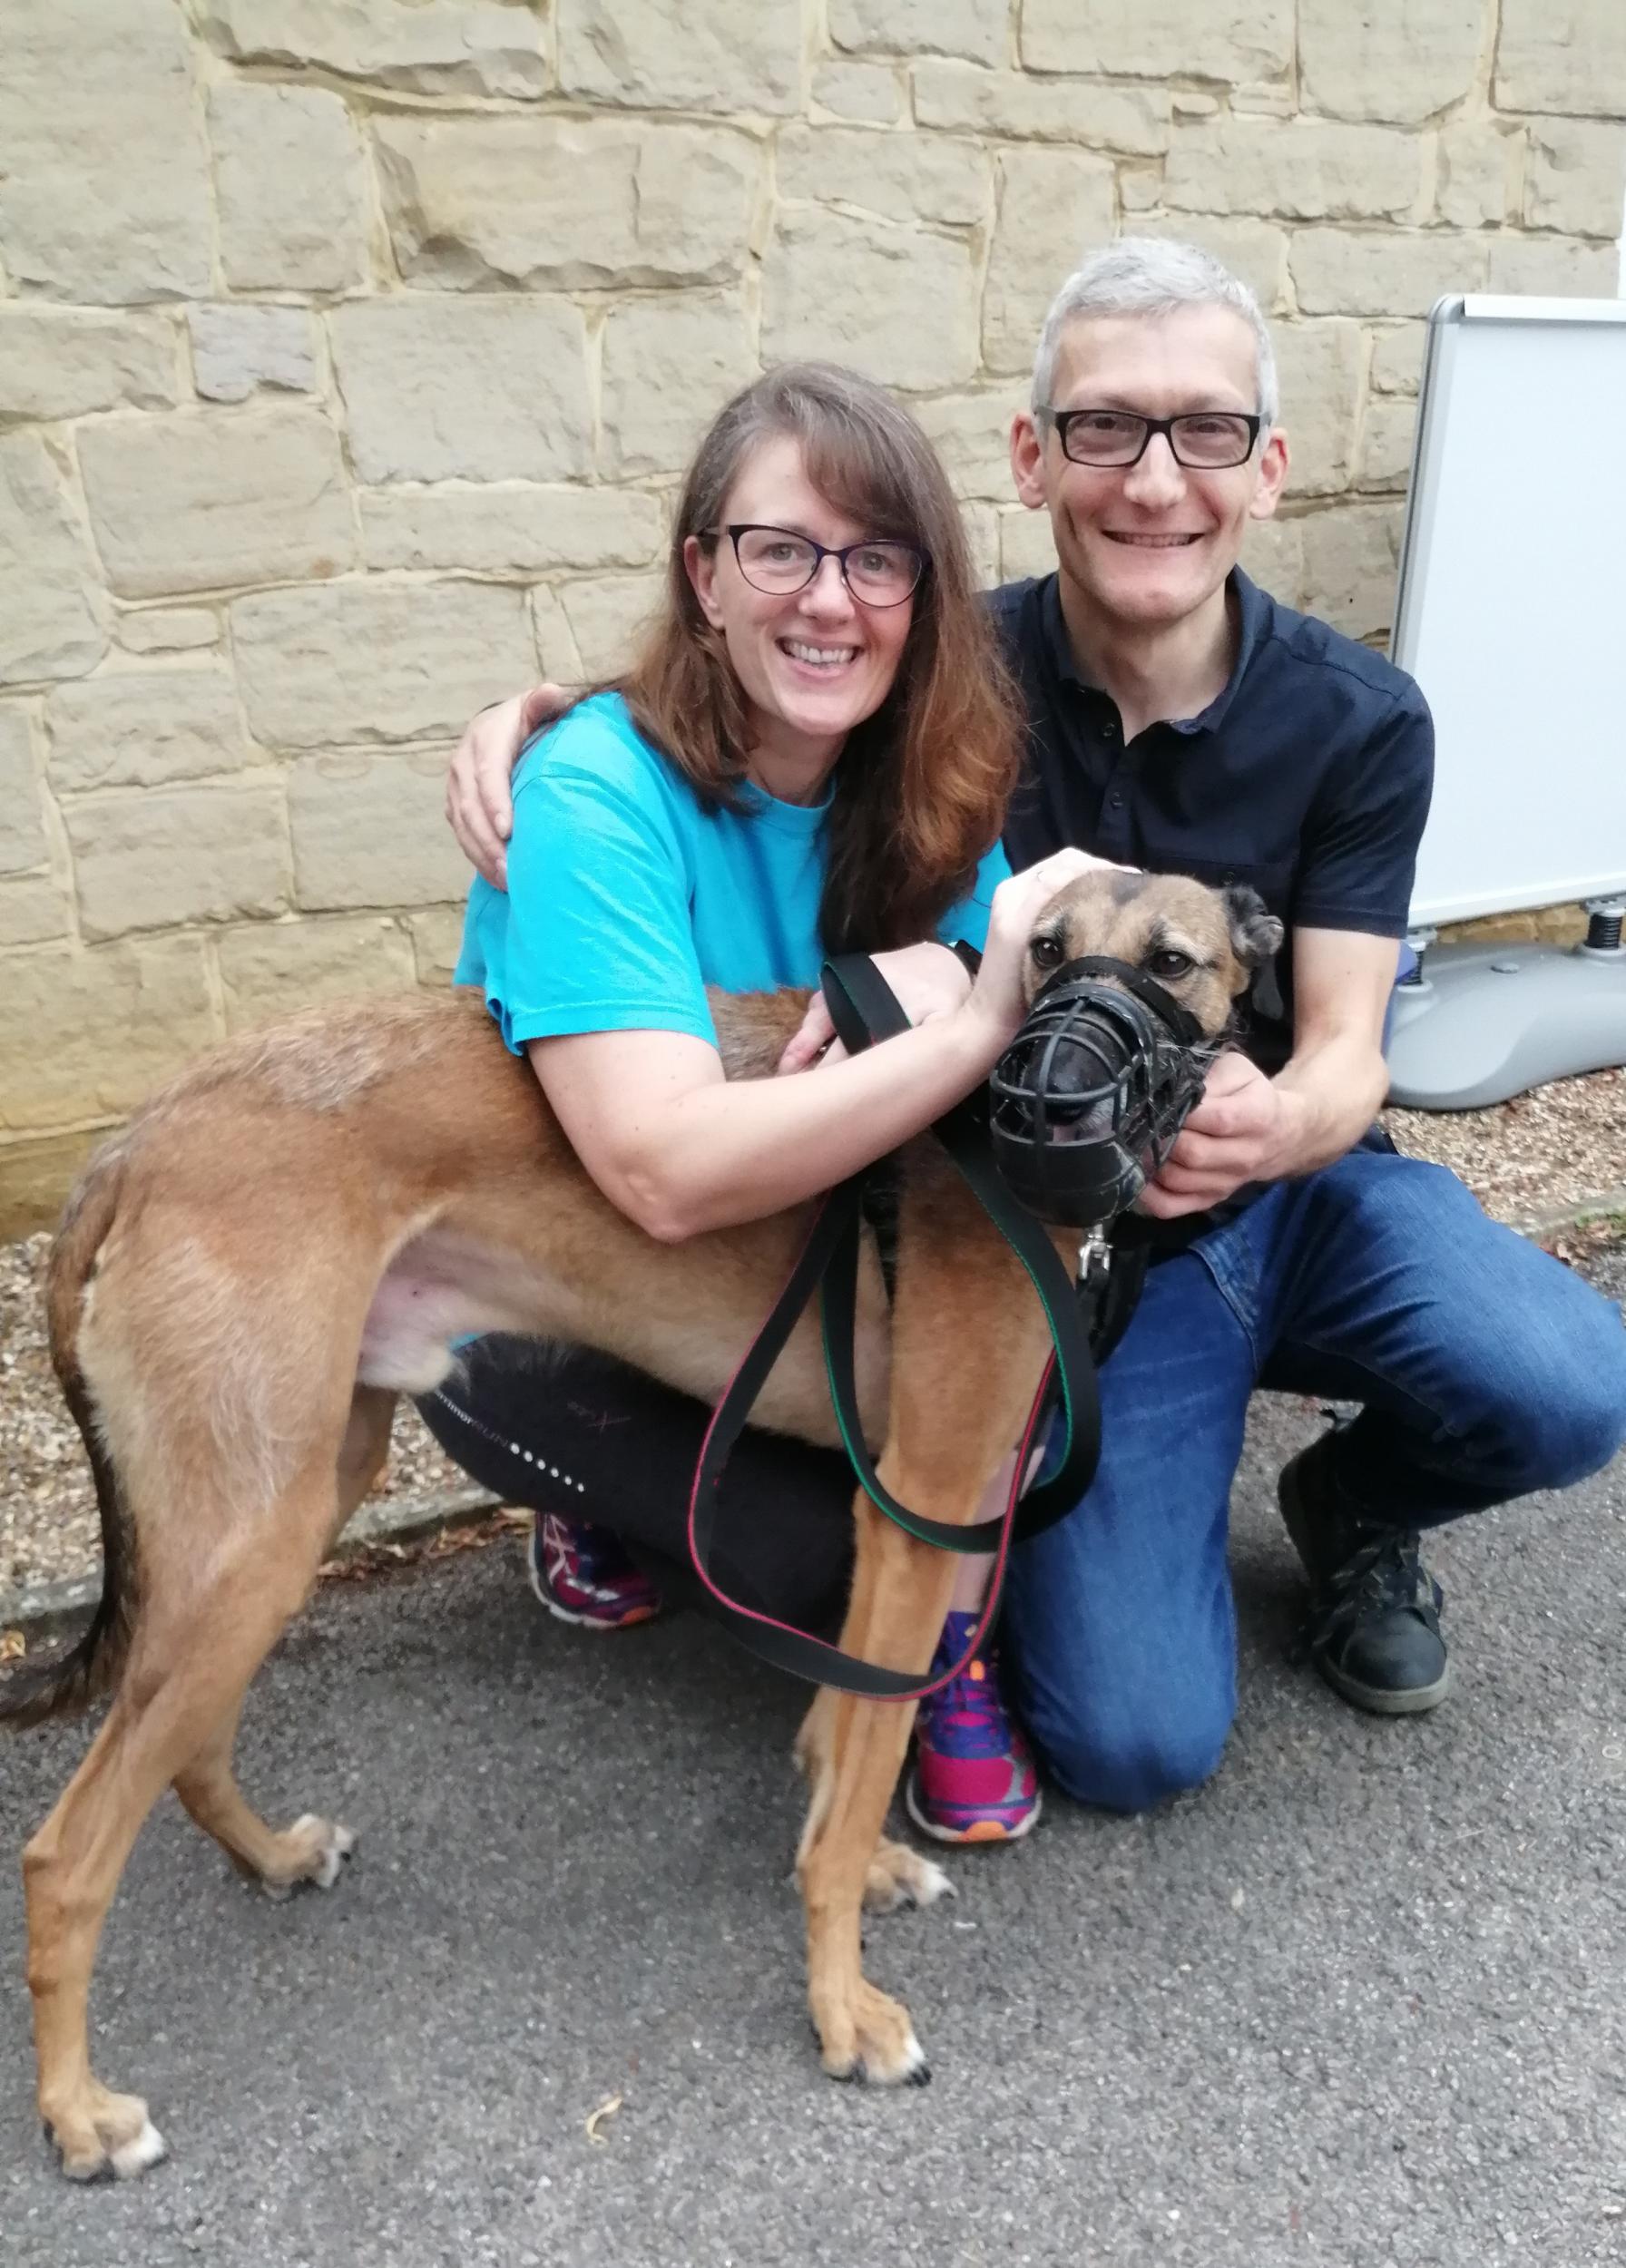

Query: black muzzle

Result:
[988,956,1222,1227]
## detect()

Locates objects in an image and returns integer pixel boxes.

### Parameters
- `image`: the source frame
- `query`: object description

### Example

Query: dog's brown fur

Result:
[5,871,1279,2180]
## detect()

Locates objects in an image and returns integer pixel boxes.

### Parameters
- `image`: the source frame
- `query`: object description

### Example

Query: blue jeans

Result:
[1003,1145,1626,1815]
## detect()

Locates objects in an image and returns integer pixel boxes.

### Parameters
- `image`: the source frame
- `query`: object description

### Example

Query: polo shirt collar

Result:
[1039,566,1270,737]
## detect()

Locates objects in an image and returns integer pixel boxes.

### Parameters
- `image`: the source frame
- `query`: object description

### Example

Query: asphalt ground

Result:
[2,1248,1623,2267]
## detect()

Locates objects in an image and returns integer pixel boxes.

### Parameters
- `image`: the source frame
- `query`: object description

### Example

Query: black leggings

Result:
[416,1337,857,1633]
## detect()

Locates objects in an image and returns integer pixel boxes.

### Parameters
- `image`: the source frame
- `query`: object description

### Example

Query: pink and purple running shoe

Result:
[528,1512,662,1631]
[906,1610,1043,1844]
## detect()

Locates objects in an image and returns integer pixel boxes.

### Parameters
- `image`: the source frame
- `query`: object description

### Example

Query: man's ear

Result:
[1223,884,1285,973]
[1248,426,1289,521]
[1010,410,1049,510]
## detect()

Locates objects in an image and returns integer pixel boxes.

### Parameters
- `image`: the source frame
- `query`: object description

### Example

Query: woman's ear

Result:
[684,533,725,630]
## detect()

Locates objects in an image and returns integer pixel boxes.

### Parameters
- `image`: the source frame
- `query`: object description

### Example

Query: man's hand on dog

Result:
[1139,1051,1295,1219]
[446,683,571,888]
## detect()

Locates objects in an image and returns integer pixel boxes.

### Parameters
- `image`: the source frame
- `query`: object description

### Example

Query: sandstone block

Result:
[1369,324,1423,394]
[376,117,760,292]
[0,934,218,1134]
[1298,503,1404,641]
[1298,0,1485,125]
[64,784,289,942]
[600,296,759,480]
[1141,220,1292,314]
[231,582,539,749]
[778,125,990,227]
[1241,515,1307,611]
[914,392,1021,502]
[1119,169,1164,216]
[0,875,72,949]
[812,62,903,123]
[560,0,802,113]
[330,299,592,484]
[0,310,179,423]
[1273,321,1364,496]
[46,668,250,792]
[532,589,585,683]
[983,150,1117,376]
[911,62,1169,157]
[288,753,469,910]
[960,502,1000,591]
[408,905,467,986]
[0,0,211,302]
[1435,125,1523,230]
[1290,230,1489,318]
[360,485,664,574]
[1482,236,1621,296]
[830,0,1010,66]
[1495,0,1626,119]
[208,83,370,294]
[1357,397,1418,493]
[0,707,48,875]
[217,914,418,1030]
[199,0,548,97]
[189,306,318,405]
[1165,120,1424,224]
[761,208,981,391]
[0,435,109,688]
[998,505,1057,584]
[115,611,220,655]
[78,408,355,601]
[558,574,666,682]
[1524,121,1626,238]
[1020,0,1293,84]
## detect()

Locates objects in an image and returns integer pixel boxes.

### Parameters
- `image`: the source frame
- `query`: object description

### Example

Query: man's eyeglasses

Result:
[1045,408,1263,471]
[709,524,926,607]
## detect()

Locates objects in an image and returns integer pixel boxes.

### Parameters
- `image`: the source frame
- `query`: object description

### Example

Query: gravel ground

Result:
[3,1068,1623,1602]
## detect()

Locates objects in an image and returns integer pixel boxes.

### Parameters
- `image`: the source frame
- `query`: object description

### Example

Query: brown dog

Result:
[5,869,1280,2181]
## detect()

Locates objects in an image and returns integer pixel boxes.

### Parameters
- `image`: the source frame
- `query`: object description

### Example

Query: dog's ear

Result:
[1223,884,1285,973]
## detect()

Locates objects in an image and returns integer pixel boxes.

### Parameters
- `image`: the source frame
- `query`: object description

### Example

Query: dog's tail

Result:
[0,1150,135,1729]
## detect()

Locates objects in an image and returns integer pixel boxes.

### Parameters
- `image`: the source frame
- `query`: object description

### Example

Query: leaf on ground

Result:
[584,2093,623,2145]
[0,1628,24,1660]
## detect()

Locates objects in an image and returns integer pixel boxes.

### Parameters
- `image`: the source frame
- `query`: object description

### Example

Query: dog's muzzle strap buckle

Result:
[684,953,1132,1704]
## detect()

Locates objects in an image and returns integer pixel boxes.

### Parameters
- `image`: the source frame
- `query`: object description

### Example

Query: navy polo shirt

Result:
[990,569,1434,1074]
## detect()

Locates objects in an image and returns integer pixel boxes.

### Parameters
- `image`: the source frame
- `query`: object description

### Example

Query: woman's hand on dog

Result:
[446,683,572,888]
[780,850,1132,1078]
[778,943,974,1072]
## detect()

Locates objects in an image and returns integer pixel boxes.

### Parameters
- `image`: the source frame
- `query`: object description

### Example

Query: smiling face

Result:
[683,431,917,790]
[1011,303,1288,634]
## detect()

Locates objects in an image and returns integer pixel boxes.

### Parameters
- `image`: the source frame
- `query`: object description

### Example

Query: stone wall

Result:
[2,0,1624,1228]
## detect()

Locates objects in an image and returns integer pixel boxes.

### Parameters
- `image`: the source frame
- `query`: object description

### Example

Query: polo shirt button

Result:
[1108,792,1123,811]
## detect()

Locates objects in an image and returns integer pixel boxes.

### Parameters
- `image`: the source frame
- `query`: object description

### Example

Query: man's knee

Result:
[1493,1303,1626,1494]
[1027,1696,1233,1816]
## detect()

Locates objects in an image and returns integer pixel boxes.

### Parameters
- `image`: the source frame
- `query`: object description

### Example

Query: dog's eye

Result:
[1030,934,1063,969]
[1148,949,1195,981]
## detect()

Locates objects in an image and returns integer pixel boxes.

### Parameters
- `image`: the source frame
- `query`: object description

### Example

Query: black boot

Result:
[1278,1429,1451,1716]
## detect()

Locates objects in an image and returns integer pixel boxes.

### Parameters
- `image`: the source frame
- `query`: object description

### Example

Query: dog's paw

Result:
[863,1837,955,1916]
[814,1979,930,2088]
[45,2088,168,2184]
[258,1815,356,1901]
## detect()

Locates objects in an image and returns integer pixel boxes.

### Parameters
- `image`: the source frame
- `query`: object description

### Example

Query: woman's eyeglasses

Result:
[710,524,926,607]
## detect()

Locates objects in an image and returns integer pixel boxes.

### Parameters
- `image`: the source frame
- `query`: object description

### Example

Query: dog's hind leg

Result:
[25,1466,348,2182]
[171,1388,392,1897]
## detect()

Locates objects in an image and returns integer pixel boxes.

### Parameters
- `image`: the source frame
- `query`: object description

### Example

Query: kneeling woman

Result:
[422,364,1088,1843]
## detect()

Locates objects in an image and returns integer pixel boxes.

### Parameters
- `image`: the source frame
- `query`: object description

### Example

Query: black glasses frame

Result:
[1047,409,1263,470]
[710,523,927,607]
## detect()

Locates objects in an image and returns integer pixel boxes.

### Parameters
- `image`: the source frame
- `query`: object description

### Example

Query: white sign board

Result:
[1391,296,1626,928]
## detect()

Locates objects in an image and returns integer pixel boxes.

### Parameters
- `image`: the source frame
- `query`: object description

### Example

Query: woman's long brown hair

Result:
[612,364,1023,955]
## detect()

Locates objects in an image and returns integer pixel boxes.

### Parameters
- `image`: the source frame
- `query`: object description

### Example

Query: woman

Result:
[421,364,1094,1844]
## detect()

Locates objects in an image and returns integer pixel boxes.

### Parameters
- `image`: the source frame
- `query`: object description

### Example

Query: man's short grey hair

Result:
[1032,238,1279,433]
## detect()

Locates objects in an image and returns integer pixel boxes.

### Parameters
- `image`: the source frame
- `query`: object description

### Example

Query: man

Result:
[443,240,1626,1816]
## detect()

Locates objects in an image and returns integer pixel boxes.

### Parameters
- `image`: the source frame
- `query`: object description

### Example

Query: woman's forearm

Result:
[583,1002,1006,1242]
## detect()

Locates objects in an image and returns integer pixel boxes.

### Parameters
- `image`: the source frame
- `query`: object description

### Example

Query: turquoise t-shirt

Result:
[455,691,1010,1052]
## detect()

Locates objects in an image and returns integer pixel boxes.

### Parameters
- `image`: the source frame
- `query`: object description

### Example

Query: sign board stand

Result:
[1384,295,1626,1110]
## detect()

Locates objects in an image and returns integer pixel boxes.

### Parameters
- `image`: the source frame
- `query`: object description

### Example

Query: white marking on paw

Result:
[111,2120,168,2179]
[290,1813,356,1891]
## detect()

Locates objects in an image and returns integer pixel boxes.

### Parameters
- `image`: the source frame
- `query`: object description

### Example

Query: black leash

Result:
[683,955,1140,1700]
